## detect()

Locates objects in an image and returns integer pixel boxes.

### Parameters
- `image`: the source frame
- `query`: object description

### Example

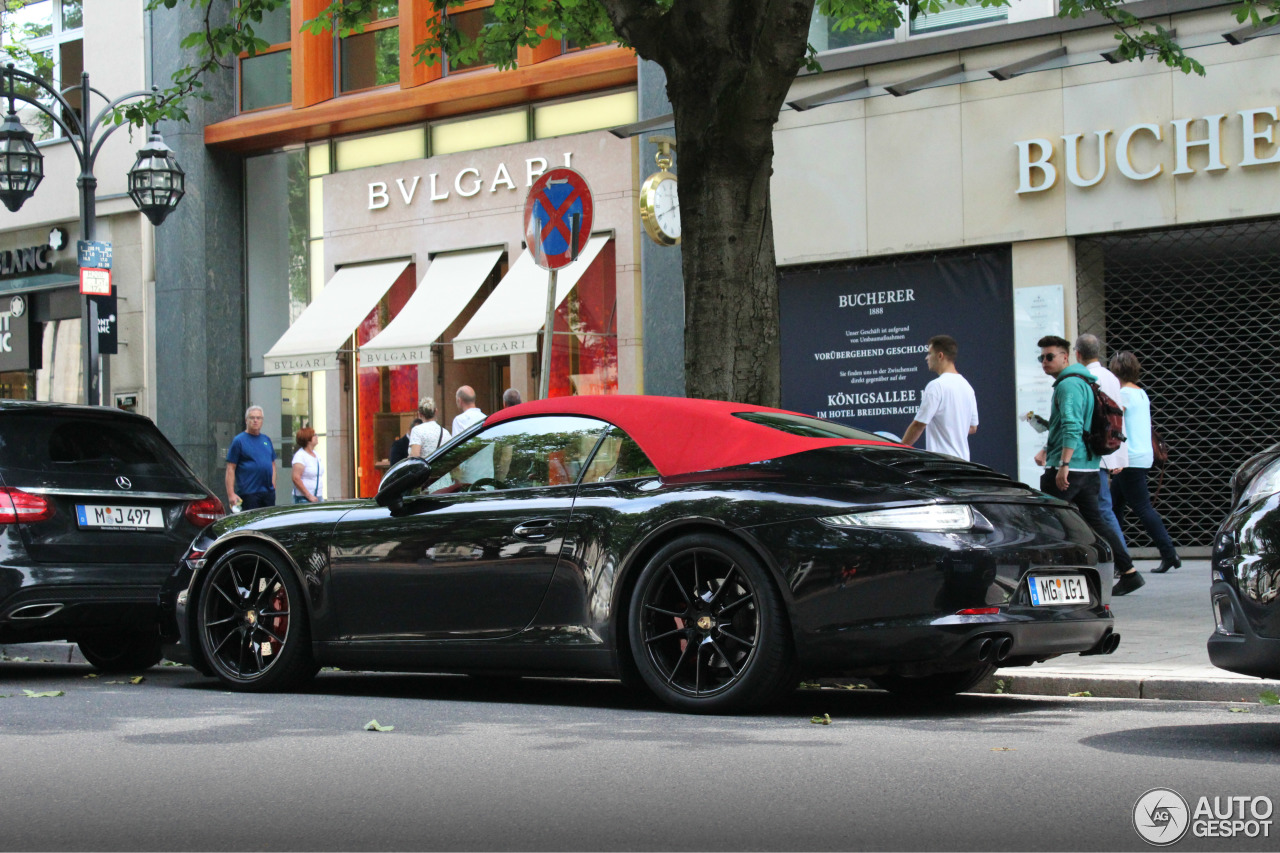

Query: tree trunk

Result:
[605,0,816,405]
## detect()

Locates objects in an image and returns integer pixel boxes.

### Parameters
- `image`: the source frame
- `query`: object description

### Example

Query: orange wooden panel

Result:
[207,45,637,153]
[401,0,442,88]
[517,27,561,66]
[293,0,335,109]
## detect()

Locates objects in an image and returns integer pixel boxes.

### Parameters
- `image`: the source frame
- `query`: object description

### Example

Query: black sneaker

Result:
[1112,571,1145,596]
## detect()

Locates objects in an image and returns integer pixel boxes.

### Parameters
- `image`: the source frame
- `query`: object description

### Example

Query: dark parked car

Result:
[160,396,1117,713]
[0,402,223,671]
[1208,443,1280,678]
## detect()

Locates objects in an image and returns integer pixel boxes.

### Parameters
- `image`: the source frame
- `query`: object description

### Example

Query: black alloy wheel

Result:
[873,664,996,701]
[629,533,794,713]
[197,544,314,691]
[77,631,163,672]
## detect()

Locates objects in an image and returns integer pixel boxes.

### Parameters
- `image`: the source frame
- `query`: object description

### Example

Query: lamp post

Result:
[0,63,185,406]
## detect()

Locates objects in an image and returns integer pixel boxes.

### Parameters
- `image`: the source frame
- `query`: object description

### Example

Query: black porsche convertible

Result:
[160,396,1118,712]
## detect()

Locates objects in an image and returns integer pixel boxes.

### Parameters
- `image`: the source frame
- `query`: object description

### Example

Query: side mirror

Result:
[376,457,430,511]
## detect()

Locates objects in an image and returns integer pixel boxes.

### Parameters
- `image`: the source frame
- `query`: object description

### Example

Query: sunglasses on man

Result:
[1037,353,1064,363]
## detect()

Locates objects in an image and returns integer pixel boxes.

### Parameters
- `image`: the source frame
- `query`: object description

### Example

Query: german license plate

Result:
[1028,574,1089,606]
[76,505,164,529]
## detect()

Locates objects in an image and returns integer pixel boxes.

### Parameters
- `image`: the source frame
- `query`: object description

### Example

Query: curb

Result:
[0,642,86,665]
[972,672,1280,703]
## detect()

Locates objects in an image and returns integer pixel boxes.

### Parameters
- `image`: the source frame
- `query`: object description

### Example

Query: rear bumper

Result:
[0,584,161,643]
[1208,582,1280,679]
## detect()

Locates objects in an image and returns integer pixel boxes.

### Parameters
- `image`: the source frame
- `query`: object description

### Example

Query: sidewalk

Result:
[5,560,1279,702]
[976,558,1280,702]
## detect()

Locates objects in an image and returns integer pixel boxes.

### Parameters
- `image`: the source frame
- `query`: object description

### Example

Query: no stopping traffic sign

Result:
[524,168,594,270]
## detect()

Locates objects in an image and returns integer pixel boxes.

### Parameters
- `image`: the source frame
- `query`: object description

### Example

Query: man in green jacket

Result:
[1034,335,1142,595]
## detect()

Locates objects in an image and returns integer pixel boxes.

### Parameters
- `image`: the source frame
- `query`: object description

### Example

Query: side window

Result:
[581,427,660,482]
[424,416,608,494]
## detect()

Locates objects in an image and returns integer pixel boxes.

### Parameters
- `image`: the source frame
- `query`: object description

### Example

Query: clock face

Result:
[641,172,681,246]
[652,179,680,240]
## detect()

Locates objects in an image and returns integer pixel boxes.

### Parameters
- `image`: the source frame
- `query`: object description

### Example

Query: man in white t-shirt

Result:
[1074,333,1130,560]
[451,385,487,435]
[901,335,978,460]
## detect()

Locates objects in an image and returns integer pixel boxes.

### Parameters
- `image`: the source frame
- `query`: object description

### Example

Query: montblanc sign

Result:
[1016,106,1280,193]
[369,153,575,210]
[0,244,55,278]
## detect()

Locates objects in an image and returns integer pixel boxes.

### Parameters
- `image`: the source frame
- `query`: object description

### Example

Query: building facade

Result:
[771,0,1280,550]
[0,1,157,416]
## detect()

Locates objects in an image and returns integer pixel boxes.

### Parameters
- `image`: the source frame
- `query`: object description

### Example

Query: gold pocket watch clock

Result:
[639,136,680,246]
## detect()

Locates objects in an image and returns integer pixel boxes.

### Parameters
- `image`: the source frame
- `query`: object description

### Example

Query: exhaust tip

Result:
[995,636,1014,662]
[1104,633,1121,654]
[976,637,994,662]
[9,603,64,620]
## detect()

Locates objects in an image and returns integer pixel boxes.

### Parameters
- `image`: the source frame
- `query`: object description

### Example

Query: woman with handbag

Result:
[408,397,451,459]
[1108,351,1180,573]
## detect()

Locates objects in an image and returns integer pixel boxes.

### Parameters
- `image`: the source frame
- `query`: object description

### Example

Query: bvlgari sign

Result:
[1016,106,1280,193]
[368,153,574,210]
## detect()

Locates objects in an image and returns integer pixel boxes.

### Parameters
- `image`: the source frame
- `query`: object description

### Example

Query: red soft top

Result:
[483,395,895,478]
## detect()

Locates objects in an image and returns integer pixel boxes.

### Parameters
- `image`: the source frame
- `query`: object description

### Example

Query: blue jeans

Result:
[1097,468,1129,557]
[240,490,275,510]
[1111,467,1177,561]
[293,495,310,504]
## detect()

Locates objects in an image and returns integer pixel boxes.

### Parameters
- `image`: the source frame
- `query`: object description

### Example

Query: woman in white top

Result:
[1108,351,1179,573]
[409,396,451,458]
[291,427,322,504]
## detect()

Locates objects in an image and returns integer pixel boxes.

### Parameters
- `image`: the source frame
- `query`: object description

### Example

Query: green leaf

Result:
[1068,690,1093,698]
[23,689,64,698]
[129,676,146,684]
[10,656,29,662]
[798,681,822,690]
[1259,690,1279,706]
[809,713,833,725]
[83,673,99,679]
[364,719,395,732]
[1229,706,1251,713]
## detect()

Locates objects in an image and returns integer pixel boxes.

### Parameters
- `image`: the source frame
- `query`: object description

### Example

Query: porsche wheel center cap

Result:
[696,615,714,631]
[245,610,258,626]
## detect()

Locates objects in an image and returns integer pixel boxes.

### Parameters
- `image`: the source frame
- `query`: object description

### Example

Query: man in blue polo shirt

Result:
[225,405,279,511]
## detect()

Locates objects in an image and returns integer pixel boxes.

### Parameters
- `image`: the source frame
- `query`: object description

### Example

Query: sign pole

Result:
[538,267,557,400]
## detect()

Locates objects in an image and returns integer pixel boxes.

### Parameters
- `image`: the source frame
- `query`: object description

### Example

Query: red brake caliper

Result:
[265,586,289,656]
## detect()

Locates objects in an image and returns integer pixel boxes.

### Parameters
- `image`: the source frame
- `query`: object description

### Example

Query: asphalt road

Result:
[2,661,1278,851]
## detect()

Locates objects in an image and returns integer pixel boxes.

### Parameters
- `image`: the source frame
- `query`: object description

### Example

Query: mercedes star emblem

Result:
[115,476,132,490]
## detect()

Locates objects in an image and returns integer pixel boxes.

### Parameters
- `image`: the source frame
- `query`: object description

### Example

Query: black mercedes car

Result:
[160,395,1118,713]
[1208,443,1280,678]
[0,402,224,671]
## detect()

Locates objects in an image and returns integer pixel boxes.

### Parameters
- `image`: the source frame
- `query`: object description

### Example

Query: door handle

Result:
[513,519,559,541]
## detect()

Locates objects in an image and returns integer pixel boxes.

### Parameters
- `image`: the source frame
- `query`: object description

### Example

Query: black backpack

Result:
[1062,374,1126,459]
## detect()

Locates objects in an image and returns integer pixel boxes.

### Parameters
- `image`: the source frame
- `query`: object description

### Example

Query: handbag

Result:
[1150,425,1170,503]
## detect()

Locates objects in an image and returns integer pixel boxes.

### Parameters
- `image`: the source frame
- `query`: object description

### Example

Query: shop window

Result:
[534,91,637,139]
[338,1,400,93]
[0,370,36,401]
[334,127,426,171]
[355,264,418,498]
[34,318,80,403]
[239,0,292,112]
[445,3,497,73]
[548,240,617,397]
[8,0,84,141]
[430,110,527,155]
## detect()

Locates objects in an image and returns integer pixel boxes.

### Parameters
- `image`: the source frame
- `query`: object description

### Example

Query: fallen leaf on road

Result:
[10,656,29,662]
[364,719,394,732]
[23,689,64,698]
[161,661,185,667]
[835,683,869,690]
[1229,707,1251,713]
[1068,691,1093,698]
[798,681,822,690]
[809,714,832,725]
[129,676,145,684]
[1260,691,1279,706]
[83,673,99,679]
[990,747,1016,751]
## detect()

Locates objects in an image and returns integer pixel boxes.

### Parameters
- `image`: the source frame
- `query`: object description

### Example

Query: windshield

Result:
[732,411,883,442]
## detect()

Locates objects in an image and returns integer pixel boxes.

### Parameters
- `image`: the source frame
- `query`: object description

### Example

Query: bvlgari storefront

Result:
[246,130,640,501]
[769,9,1280,549]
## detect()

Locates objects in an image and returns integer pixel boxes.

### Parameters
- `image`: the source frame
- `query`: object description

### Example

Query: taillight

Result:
[185,496,225,527]
[0,488,54,524]
[957,607,1000,616]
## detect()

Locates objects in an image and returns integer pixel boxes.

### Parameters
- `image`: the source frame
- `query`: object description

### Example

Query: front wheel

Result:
[196,544,315,692]
[874,664,996,701]
[629,533,794,713]
[78,632,163,672]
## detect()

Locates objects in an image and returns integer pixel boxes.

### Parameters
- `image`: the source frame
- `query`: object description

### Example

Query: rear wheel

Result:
[197,544,315,692]
[78,632,163,672]
[629,533,793,714]
[874,664,996,700]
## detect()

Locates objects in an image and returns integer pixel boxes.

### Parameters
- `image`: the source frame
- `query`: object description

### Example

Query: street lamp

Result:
[0,63,185,405]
